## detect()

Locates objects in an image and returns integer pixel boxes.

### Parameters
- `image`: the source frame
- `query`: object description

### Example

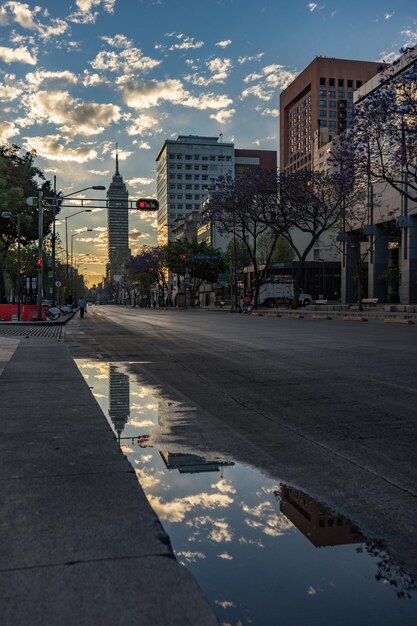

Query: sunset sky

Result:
[0,0,416,285]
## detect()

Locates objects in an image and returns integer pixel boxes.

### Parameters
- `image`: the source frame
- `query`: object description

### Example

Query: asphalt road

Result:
[65,305,417,582]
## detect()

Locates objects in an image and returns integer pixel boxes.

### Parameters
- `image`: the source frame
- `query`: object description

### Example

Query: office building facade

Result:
[156,135,235,245]
[280,57,382,174]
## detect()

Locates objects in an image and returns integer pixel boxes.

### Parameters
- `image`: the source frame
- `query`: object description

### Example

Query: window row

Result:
[168,154,231,161]
[319,77,362,88]
[319,90,354,99]
[319,100,353,108]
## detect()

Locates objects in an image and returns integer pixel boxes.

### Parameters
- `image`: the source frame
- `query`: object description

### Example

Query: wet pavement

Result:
[77,359,417,626]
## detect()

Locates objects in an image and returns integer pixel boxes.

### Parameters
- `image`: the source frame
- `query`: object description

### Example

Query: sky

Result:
[0,0,416,285]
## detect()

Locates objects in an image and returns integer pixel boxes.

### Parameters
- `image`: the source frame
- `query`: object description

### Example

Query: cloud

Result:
[87,169,110,175]
[24,91,121,136]
[209,108,235,124]
[133,140,151,149]
[242,64,297,100]
[307,2,318,10]
[0,45,37,64]
[126,112,161,136]
[167,32,204,51]
[384,12,394,20]
[22,135,98,162]
[4,1,40,30]
[90,48,161,75]
[25,69,78,90]
[238,53,265,64]
[69,0,115,24]
[0,120,19,142]
[127,177,154,185]
[207,57,232,82]
[216,40,232,48]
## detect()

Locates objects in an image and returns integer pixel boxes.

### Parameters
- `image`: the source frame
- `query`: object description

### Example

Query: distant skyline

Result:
[0,0,416,285]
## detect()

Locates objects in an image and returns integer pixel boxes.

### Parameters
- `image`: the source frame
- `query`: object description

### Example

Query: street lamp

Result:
[318,258,325,298]
[60,185,105,296]
[71,229,93,294]
[65,210,92,293]
[1,211,21,321]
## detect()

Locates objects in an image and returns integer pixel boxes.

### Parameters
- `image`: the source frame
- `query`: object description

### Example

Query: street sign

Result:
[55,280,62,287]
[136,198,159,211]
[217,272,229,285]
[192,254,222,261]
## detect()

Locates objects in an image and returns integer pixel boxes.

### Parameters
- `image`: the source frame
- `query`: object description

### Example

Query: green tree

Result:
[0,145,56,302]
[163,239,225,306]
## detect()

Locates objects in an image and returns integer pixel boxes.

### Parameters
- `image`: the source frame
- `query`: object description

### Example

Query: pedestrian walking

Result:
[78,296,87,318]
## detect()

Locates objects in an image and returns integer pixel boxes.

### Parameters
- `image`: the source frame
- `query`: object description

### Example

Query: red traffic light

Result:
[136,198,159,211]
[36,257,43,267]
[180,254,190,261]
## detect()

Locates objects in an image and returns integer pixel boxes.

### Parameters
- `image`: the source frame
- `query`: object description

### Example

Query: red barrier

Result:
[0,304,47,321]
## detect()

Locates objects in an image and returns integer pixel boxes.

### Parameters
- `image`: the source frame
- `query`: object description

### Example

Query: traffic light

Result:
[180,254,190,261]
[136,198,159,211]
[36,257,43,270]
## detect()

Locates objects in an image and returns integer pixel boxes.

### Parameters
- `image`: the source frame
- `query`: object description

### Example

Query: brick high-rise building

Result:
[280,57,382,174]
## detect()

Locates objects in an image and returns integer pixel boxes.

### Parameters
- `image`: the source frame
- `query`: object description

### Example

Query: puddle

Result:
[77,360,417,625]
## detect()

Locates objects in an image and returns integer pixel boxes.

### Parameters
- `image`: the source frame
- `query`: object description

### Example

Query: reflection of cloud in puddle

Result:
[214,599,235,609]
[217,552,233,560]
[244,514,290,537]
[121,445,134,454]
[211,479,236,494]
[135,468,161,489]
[187,516,233,544]
[175,550,206,564]
[129,419,156,428]
[149,493,233,523]
[238,537,265,549]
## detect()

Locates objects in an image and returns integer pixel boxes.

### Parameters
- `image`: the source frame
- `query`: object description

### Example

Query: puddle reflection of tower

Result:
[108,365,130,442]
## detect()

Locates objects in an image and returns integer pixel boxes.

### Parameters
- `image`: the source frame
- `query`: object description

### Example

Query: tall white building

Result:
[156,135,234,244]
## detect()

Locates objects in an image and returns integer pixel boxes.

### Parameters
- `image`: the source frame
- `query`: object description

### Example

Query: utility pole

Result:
[37,190,44,321]
[52,175,57,306]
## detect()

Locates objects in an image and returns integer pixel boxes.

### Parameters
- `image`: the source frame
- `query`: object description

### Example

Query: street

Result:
[65,305,417,585]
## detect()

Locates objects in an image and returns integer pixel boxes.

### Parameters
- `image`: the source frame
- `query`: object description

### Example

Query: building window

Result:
[328,100,336,108]
[194,195,199,200]
[194,165,199,170]
[347,92,353,99]
[329,110,336,118]
[347,79,353,88]
[177,164,182,169]
[194,175,199,180]
[338,91,345,98]
[177,204,183,209]
[177,184,182,189]
[177,174,182,179]
[169,154,176,159]
[210,155,216,161]
[329,78,335,87]
[319,99,327,107]
[329,120,336,128]
[177,194,183,199]
[328,90,336,98]
[176,154,182,159]
[319,90,326,97]
[186,184,192,189]
[338,79,344,87]
[185,164,192,170]
[347,101,353,109]
[320,110,327,117]
[186,174,192,180]
[186,194,192,199]
[185,154,192,160]
[318,120,327,127]
[356,80,362,88]
[320,77,326,85]
[202,165,208,170]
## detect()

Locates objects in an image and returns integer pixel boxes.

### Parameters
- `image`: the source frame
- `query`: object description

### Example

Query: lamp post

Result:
[1,211,21,320]
[71,229,93,295]
[61,185,105,297]
[318,257,325,298]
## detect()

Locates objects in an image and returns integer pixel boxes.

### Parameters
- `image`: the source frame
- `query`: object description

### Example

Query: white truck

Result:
[258,277,312,307]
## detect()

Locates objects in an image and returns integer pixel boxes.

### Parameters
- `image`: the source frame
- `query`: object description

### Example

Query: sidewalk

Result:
[0,336,218,626]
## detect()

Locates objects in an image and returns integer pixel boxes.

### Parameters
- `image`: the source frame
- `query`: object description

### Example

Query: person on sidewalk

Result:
[78,296,87,318]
